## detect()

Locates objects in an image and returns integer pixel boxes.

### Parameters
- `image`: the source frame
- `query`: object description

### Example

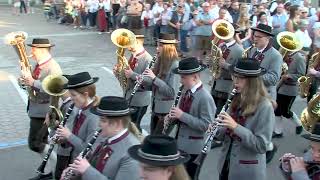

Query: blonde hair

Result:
[237,13,250,29]
[231,76,270,116]
[74,84,100,106]
[169,165,190,180]
[154,44,179,79]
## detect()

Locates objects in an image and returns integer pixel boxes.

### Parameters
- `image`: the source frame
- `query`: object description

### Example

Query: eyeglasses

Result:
[253,34,267,39]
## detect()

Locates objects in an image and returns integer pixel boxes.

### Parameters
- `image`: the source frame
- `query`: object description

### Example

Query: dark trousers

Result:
[308,80,319,102]
[131,106,148,132]
[185,154,198,179]
[88,12,97,27]
[150,113,167,135]
[55,155,71,180]
[274,93,296,118]
[28,117,48,153]
[20,0,27,13]
[180,29,189,52]
[105,12,112,31]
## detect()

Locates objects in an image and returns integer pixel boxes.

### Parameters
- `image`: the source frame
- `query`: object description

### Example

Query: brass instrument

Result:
[4,31,35,97]
[42,74,68,127]
[298,52,320,98]
[242,43,255,58]
[277,31,302,75]
[300,93,320,132]
[111,29,136,92]
[210,19,234,79]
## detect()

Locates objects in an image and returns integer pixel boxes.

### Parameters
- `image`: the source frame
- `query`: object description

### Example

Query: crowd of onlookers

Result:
[25,0,320,60]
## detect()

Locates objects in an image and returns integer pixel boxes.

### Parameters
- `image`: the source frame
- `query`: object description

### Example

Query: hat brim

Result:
[90,106,134,117]
[251,27,274,37]
[229,64,267,77]
[64,77,99,89]
[172,64,206,74]
[128,145,190,166]
[27,44,55,48]
[301,133,320,142]
[157,39,179,44]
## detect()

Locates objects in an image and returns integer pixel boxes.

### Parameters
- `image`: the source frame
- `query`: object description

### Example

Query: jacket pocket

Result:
[239,160,258,164]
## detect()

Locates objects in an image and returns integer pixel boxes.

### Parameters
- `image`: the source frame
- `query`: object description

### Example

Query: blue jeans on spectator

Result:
[180,29,189,52]
[88,11,97,27]
[80,12,88,26]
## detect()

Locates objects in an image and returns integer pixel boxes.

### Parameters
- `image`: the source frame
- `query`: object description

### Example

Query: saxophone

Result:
[298,52,320,98]
[111,29,136,92]
[242,43,255,58]
[300,93,320,132]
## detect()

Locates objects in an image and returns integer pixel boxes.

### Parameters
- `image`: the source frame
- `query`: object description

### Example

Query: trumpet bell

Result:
[4,31,28,45]
[111,29,136,49]
[277,31,302,57]
[211,19,235,44]
[42,74,68,97]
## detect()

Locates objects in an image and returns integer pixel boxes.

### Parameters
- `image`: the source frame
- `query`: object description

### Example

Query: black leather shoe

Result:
[272,132,283,138]
[266,145,278,164]
[296,126,303,134]
[28,172,53,180]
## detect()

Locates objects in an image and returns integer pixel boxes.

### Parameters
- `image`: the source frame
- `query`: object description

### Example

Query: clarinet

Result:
[162,85,184,135]
[37,103,75,174]
[128,53,157,105]
[63,129,102,180]
[193,88,237,180]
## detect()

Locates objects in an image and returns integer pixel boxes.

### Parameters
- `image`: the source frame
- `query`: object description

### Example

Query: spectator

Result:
[159,2,172,34]
[224,0,231,9]
[87,0,99,28]
[20,0,27,14]
[141,3,154,44]
[272,4,288,35]
[286,5,300,32]
[126,0,143,34]
[229,1,240,23]
[103,0,112,33]
[295,19,312,56]
[116,0,127,28]
[236,12,252,48]
[312,22,320,53]
[256,12,272,27]
[300,6,309,20]
[152,0,165,41]
[111,0,121,29]
[97,0,107,33]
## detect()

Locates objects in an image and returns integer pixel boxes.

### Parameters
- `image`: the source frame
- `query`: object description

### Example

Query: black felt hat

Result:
[63,72,98,89]
[158,33,179,44]
[128,135,190,166]
[27,38,55,48]
[302,123,320,142]
[91,96,134,117]
[229,58,266,77]
[172,57,206,74]
[251,24,274,36]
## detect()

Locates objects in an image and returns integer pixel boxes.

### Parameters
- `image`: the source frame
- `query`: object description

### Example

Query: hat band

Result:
[138,149,181,161]
[96,107,130,115]
[32,44,52,46]
[177,66,202,74]
[68,79,94,88]
[234,67,262,75]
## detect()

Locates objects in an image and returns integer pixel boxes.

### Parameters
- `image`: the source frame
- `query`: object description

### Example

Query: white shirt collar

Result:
[37,54,52,65]
[226,40,236,48]
[257,44,268,53]
[62,97,71,104]
[108,128,128,143]
[78,98,94,115]
[132,47,145,57]
[190,81,202,94]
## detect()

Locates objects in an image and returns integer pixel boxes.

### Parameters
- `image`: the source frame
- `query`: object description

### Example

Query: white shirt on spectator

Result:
[152,3,164,24]
[87,0,99,13]
[141,10,154,26]
[103,0,111,12]
[295,29,312,48]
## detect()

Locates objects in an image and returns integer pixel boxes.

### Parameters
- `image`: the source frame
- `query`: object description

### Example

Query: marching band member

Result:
[273,50,306,138]
[124,34,153,132]
[61,96,140,180]
[169,57,216,179]
[55,72,99,164]
[21,38,62,180]
[128,135,191,180]
[213,59,275,180]
[247,23,283,163]
[143,33,180,135]
[211,29,244,115]
[280,123,320,180]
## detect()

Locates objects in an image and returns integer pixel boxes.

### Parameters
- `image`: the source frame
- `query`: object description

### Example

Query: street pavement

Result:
[0,6,310,180]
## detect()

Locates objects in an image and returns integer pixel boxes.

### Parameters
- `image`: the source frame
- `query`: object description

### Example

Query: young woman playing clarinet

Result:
[212,59,275,180]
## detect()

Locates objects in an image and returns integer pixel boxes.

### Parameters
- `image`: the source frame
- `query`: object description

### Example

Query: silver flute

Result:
[63,129,102,180]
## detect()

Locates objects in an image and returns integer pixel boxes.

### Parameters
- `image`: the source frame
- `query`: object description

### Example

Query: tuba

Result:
[298,52,320,98]
[277,31,302,75]
[300,93,320,132]
[4,31,35,97]
[111,29,136,92]
[210,19,234,79]
[42,74,68,128]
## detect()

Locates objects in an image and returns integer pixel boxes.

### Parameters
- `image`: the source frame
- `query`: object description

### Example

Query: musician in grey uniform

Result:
[143,33,180,134]
[169,57,216,179]
[61,96,140,180]
[20,38,61,180]
[124,34,153,132]
[247,24,282,163]
[273,51,306,138]
[211,31,244,115]
[55,72,99,170]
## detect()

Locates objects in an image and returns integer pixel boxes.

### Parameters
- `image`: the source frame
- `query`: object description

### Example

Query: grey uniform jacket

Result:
[82,132,140,180]
[177,86,216,154]
[214,43,243,93]
[148,60,180,114]
[28,59,62,118]
[125,51,153,107]
[248,46,283,100]
[60,106,99,159]
[216,97,275,180]
[278,52,306,96]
